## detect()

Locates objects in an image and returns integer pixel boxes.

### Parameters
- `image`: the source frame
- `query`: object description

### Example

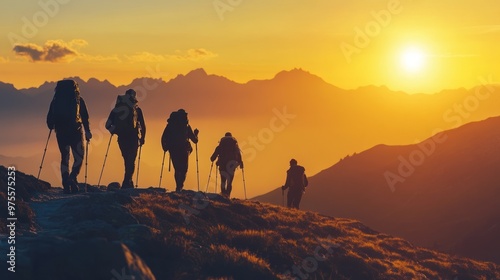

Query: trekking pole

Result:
[195,143,200,192]
[215,166,218,194]
[159,151,166,188]
[242,168,247,200]
[168,153,171,172]
[282,188,285,207]
[37,129,52,180]
[84,140,89,192]
[205,161,214,192]
[136,144,142,188]
[97,134,113,186]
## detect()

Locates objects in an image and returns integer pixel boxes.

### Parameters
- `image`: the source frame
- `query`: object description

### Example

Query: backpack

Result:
[51,80,81,130]
[217,136,240,165]
[112,95,138,135]
[288,165,307,191]
[162,110,190,152]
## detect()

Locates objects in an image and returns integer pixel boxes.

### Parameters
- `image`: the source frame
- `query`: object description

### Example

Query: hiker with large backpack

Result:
[46,80,92,194]
[105,89,146,189]
[161,109,199,192]
[281,159,308,209]
[210,132,243,198]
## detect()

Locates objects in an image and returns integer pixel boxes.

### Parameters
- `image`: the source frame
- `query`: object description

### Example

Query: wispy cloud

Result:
[126,48,218,62]
[12,39,86,62]
[11,40,216,64]
[169,48,218,61]
[80,54,122,63]
[466,25,500,34]
[126,52,166,62]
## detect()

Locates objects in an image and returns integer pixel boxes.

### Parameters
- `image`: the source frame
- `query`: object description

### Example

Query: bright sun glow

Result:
[400,48,426,73]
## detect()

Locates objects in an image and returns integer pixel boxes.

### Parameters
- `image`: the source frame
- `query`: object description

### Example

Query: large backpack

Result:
[217,136,240,165]
[51,80,81,130]
[288,165,307,191]
[111,95,138,135]
[162,110,190,152]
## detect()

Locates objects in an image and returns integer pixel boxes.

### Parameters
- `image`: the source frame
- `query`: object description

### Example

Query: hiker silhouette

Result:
[46,80,92,194]
[281,159,308,209]
[161,109,198,192]
[105,89,146,189]
[210,132,243,198]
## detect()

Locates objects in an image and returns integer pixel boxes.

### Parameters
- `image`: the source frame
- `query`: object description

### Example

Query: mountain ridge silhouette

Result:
[255,116,500,264]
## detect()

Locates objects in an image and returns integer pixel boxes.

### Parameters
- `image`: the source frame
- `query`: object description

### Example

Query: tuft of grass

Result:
[200,244,274,280]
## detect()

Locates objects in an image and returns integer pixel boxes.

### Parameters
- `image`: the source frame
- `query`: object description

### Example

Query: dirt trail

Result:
[29,189,87,236]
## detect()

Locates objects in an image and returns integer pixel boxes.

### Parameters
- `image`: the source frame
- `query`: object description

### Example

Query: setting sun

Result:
[400,47,426,73]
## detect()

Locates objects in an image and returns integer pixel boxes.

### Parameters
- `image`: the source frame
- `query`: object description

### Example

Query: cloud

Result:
[80,54,122,63]
[169,48,218,61]
[0,56,9,63]
[126,48,218,62]
[12,39,85,62]
[126,52,165,62]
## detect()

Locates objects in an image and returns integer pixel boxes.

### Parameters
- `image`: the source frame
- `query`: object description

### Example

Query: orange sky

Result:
[1,0,500,93]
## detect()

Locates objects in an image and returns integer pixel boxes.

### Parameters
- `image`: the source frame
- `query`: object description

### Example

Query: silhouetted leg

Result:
[69,128,84,192]
[219,167,227,196]
[293,192,303,209]
[171,149,189,191]
[226,166,236,198]
[118,134,138,189]
[286,191,293,208]
[56,131,71,192]
[221,161,237,198]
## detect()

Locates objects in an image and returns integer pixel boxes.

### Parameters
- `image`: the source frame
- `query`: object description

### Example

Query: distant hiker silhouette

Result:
[161,109,198,192]
[210,132,243,198]
[105,89,146,189]
[46,80,92,194]
[282,159,308,209]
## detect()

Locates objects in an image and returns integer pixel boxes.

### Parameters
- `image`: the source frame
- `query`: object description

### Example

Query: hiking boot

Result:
[62,174,71,194]
[69,176,79,194]
[121,179,134,189]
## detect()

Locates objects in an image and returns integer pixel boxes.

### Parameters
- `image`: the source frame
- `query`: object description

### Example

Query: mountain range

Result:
[1,68,500,197]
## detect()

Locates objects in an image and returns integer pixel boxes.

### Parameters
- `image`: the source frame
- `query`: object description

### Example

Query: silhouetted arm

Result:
[80,98,91,132]
[303,174,308,188]
[161,124,169,152]
[46,99,55,130]
[210,146,219,162]
[187,125,198,144]
[105,110,115,134]
[235,143,243,168]
[136,107,146,141]
[282,170,291,190]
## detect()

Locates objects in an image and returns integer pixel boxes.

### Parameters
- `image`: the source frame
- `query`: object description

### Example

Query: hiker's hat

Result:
[125,89,138,103]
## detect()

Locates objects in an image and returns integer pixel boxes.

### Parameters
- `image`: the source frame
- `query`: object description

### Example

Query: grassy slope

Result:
[121,191,499,279]
[1,165,498,279]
